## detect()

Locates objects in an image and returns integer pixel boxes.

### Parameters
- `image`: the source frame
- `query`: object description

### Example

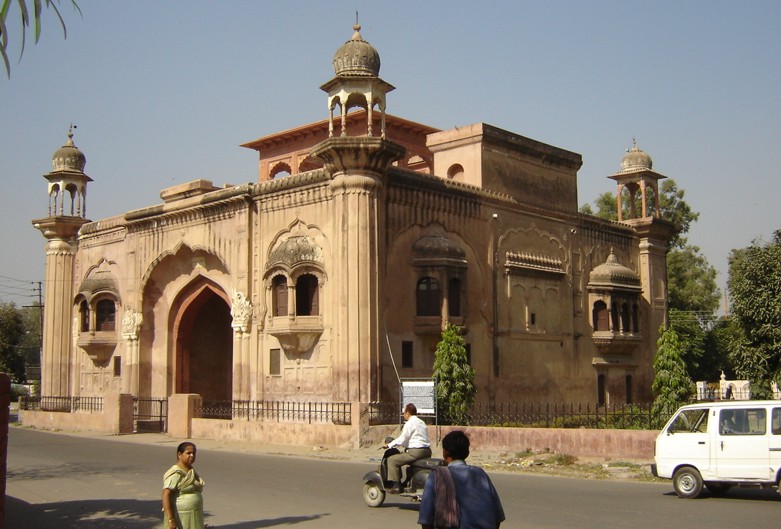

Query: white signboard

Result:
[401,379,436,415]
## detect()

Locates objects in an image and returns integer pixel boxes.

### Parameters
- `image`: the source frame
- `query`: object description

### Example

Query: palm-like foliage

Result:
[0,0,81,77]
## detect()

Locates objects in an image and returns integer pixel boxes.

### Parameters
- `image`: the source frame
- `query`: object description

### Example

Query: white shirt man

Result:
[384,403,431,493]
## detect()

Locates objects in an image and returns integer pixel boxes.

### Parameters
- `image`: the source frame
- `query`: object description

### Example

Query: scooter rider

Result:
[383,403,432,494]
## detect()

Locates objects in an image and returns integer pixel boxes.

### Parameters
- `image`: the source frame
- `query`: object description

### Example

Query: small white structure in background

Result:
[696,372,781,401]
[696,373,752,401]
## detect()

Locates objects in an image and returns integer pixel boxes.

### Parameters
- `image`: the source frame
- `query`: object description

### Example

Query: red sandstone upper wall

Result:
[240,110,439,181]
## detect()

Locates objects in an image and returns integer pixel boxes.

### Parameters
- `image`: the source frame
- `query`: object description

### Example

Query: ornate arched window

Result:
[96,299,116,331]
[592,300,609,331]
[295,274,319,316]
[416,277,440,317]
[270,162,292,179]
[448,278,462,317]
[79,299,90,332]
[272,275,288,317]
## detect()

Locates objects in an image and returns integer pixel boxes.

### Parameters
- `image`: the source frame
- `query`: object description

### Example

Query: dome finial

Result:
[619,137,652,172]
[67,123,77,146]
[332,17,380,77]
[52,123,86,172]
[352,12,362,40]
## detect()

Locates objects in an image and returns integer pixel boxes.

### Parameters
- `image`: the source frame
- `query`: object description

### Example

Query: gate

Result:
[133,398,168,433]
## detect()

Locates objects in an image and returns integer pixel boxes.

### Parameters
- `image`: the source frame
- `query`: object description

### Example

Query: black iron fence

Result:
[197,400,352,424]
[464,402,667,430]
[133,398,168,433]
[366,402,671,430]
[19,396,103,413]
[368,401,402,425]
[17,396,673,430]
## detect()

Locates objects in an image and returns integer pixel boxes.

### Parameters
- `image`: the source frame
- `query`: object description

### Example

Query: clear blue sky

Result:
[1,1,779,308]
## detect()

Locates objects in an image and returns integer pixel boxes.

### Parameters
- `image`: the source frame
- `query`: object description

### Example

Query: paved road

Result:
[6,427,780,528]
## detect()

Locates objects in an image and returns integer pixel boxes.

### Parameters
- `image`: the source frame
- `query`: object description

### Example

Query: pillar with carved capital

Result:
[311,136,404,403]
[231,290,253,401]
[32,218,88,397]
[121,308,143,395]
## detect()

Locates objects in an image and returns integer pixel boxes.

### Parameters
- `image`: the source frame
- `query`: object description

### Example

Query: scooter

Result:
[362,441,444,507]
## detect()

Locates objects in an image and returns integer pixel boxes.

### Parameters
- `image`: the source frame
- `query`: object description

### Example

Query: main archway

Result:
[172,279,233,401]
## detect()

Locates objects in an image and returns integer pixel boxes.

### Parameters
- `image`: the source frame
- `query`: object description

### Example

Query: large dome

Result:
[332,24,381,77]
[619,140,652,173]
[52,128,86,173]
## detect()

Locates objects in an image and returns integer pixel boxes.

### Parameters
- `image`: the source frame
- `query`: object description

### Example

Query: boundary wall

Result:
[18,397,659,460]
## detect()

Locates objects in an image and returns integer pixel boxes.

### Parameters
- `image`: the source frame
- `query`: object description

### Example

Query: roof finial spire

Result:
[352,11,362,39]
[67,123,77,145]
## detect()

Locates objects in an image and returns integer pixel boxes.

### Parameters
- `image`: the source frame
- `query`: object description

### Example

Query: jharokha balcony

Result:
[267,315,324,355]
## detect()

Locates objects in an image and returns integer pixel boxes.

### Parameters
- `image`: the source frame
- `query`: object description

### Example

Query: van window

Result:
[772,408,781,435]
[669,408,708,433]
[719,408,766,436]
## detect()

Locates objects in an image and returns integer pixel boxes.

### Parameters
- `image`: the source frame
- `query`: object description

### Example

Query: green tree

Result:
[19,302,41,370]
[667,245,720,316]
[726,230,781,399]
[1,0,81,77]
[701,316,740,380]
[433,324,475,425]
[651,325,695,425]
[668,308,707,381]
[0,302,28,381]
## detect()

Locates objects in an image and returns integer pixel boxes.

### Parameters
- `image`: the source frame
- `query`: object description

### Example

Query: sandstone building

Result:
[32,24,676,421]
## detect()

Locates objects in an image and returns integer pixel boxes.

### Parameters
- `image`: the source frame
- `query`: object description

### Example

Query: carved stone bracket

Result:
[231,290,254,333]
[121,308,143,341]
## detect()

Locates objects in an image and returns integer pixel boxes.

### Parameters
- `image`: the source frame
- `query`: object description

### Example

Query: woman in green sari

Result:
[162,442,206,529]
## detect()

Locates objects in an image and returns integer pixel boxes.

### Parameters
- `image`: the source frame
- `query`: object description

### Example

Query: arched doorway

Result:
[173,281,233,401]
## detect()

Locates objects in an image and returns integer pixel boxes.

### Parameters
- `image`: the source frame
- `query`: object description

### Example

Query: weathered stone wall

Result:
[19,393,134,435]
[190,418,357,448]
[433,425,657,460]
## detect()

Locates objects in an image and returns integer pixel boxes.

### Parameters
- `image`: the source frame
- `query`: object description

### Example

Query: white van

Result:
[652,400,781,498]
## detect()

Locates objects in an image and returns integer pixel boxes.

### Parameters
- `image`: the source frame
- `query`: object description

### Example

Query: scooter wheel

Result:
[363,482,386,507]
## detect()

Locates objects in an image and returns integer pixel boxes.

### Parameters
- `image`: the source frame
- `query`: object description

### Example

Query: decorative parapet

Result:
[504,251,564,277]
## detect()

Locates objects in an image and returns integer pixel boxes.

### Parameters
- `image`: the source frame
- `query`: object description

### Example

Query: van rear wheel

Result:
[673,466,703,499]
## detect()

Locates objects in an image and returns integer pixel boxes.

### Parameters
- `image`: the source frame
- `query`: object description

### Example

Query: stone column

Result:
[231,290,253,401]
[121,308,143,395]
[32,217,87,397]
[312,136,404,404]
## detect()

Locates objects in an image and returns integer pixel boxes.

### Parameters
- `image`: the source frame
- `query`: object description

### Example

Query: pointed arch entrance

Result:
[172,279,233,401]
